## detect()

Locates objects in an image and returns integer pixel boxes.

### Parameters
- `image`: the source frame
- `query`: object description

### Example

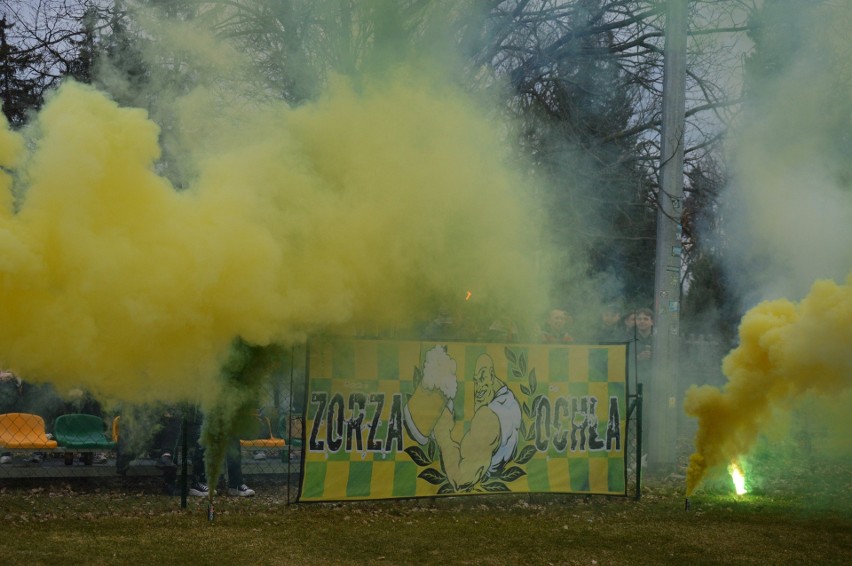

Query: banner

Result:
[298,339,627,501]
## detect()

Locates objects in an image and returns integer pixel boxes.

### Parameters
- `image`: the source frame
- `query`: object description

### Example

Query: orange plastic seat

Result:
[240,415,285,449]
[0,413,59,449]
[240,437,286,448]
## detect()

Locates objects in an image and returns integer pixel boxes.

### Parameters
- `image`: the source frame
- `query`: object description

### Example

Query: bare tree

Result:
[0,1,113,88]
[3,0,755,309]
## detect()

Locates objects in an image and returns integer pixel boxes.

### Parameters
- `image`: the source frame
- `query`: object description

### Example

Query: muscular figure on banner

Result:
[436,353,521,490]
[404,349,521,491]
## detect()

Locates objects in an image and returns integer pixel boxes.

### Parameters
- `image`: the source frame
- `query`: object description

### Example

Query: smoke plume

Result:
[684,275,852,494]
[0,4,554,489]
[0,73,545,405]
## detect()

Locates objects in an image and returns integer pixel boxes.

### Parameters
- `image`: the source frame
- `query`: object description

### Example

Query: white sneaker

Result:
[253,451,267,460]
[0,455,12,464]
[188,482,209,497]
[227,484,255,497]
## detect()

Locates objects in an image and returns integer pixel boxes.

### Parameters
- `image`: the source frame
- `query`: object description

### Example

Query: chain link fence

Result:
[3,338,687,497]
[0,345,308,499]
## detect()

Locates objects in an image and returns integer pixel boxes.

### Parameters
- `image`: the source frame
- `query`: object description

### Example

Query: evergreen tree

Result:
[66,7,99,83]
[0,16,41,126]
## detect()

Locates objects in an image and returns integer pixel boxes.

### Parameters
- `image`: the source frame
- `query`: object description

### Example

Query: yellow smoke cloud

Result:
[0,73,546,405]
[684,274,852,494]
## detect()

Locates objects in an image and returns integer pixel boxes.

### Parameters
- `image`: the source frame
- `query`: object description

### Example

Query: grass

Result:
[1,470,850,566]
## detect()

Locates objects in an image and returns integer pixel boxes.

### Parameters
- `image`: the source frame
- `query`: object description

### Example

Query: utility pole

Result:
[650,0,688,473]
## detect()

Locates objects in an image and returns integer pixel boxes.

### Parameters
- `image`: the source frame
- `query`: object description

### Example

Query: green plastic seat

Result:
[53,414,117,450]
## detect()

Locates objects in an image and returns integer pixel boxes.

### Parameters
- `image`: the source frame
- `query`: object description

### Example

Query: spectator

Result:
[634,307,655,367]
[115,404,210,497]
[221,438,255,497]
[537,308,574,343]
[151,405,186,496]
[193,413,255,498]
[159,405,256,498]
[0,370,22,464]
[421,304,469,341]
[183,407,215,497]
[623,310,637,339]
[485,315,521,343]
[593,302,625,342]
[628,307,654,449]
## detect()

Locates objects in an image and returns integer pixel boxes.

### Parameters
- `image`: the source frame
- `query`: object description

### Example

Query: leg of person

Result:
[188,411,209,497]
[155,416,179,496]
[161,465,178,496]
[226,438,254,497]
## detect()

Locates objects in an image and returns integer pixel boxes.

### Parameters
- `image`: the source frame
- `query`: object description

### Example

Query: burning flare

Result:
[728,461,747,495]
[684,275,852,495]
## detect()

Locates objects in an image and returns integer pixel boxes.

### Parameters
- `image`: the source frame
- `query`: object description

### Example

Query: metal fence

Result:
[1,338,680,499]
[0,345,308,499]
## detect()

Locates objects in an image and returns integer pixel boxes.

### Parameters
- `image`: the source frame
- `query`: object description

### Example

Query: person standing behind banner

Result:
[625,307,655,384]
[485,315,521,343]
[537,308,574,343]
[0,370,23,464]
[593,302,626,343]
[629,308,655,450]
[421,305,464,341]
[623,309,637,339]
[634,308,655,369]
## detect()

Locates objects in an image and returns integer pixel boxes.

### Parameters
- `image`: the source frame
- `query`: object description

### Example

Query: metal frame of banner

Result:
[624,326,644,501]
[278,342,310,505]
[287,341,310,505]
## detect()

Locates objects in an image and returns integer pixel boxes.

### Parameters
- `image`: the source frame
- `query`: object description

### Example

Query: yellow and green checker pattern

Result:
[298,339,628,501]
